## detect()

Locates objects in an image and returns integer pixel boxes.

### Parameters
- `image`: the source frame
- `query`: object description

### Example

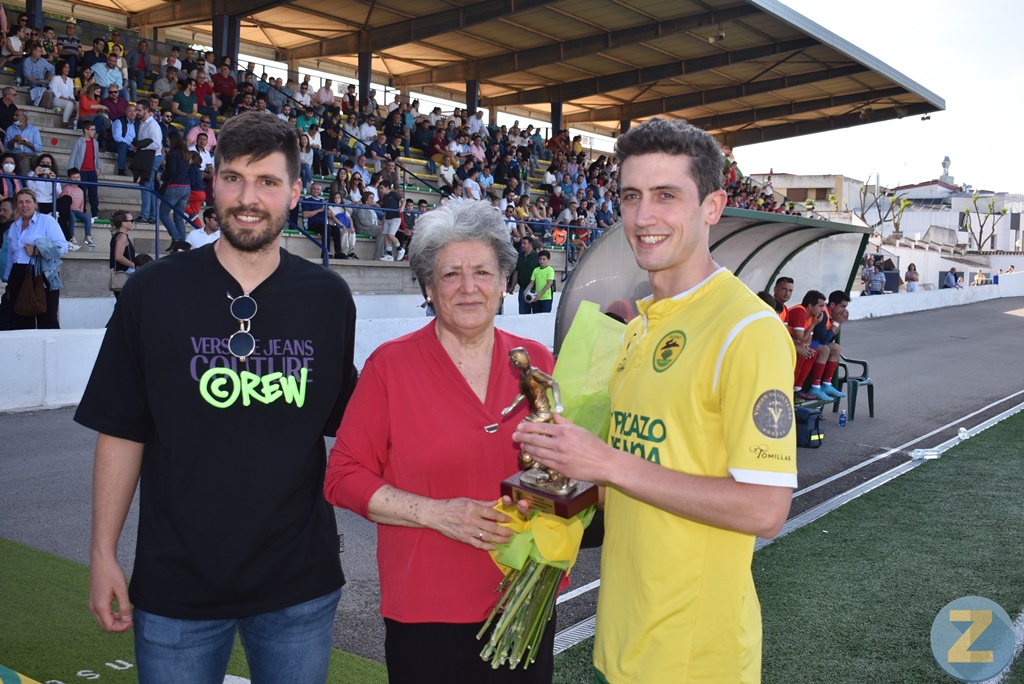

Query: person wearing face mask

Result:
[27,156,62,216]
[5,110,44,176]
[0,155,22,197]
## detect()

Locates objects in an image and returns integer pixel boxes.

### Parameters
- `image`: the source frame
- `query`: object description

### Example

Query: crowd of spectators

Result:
[0,13,803,267]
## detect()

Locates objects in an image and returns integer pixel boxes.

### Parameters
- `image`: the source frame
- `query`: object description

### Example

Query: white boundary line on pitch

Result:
[552,392,1024,656]
[793,388,1024,500]
[981,608,1024,684]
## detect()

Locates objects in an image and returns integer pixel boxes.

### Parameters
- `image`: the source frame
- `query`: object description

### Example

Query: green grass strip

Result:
[552,412,1024,683]
[0,538,386,683]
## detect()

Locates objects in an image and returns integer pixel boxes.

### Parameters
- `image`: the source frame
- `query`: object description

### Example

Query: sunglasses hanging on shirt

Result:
[227,291,258,361]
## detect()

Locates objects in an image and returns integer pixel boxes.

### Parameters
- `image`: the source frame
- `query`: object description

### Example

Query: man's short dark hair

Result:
[774,276,794,287]
[801,290,826,307]
[380,180,392,189]
[614,117,723,202]
[757,291,784,313]
[111,209,131,229]
[215,111,300,184]
[203,208,217,220]
[828,290,851,306]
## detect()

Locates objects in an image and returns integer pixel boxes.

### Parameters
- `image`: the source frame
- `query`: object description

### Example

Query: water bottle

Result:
[838,409,847,427]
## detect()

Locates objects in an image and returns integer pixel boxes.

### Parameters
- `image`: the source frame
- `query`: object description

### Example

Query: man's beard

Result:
[216,203,287,253]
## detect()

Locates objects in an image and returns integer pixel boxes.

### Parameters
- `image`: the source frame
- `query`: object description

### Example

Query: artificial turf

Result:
[0,537,386,684]
[550,411,1024,684]
[4,413,1022,683]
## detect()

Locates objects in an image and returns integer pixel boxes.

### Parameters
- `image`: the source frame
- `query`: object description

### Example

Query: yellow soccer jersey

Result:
[594,268,797,684]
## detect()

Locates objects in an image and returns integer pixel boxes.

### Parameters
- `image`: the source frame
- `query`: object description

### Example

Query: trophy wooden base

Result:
[501,470,599,518]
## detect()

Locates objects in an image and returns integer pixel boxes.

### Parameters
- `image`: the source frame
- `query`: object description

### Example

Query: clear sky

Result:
[735,0,1024,194]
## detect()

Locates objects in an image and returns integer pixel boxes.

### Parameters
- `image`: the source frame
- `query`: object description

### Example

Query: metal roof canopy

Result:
[552,208,870,351]
[121,0,944,142]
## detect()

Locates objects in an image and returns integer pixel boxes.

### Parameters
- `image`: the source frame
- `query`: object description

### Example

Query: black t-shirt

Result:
[0,101,17,131]
[75,245,358,619]
[381,190,402,219]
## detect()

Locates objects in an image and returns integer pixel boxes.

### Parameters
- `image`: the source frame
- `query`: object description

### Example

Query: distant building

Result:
[752,158,1022,252]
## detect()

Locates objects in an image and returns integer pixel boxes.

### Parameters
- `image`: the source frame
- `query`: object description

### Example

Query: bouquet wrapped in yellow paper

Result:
[478,301,625,669]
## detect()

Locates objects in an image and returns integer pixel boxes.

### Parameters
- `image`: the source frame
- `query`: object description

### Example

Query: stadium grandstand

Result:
[0,0,942,296]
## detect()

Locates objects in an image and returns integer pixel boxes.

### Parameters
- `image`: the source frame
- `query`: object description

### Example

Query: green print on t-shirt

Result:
[199,367,308,409]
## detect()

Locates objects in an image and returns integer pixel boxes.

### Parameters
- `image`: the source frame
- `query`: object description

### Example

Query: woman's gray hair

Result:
[409,200,517,289]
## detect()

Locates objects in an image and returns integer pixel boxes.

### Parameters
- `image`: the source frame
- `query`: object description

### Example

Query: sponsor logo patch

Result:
[752,389,793,439]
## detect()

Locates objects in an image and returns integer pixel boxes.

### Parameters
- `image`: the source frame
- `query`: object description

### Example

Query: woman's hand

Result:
[430,497,515,551]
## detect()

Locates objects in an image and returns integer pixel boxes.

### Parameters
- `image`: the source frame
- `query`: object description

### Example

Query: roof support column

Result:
[212,15,241,69]
[550,102,562,135]
[26,0,43,31]
[465,80,479,118]
[286,56,300,86]
[620,119,631,135]
[357,52,372,114]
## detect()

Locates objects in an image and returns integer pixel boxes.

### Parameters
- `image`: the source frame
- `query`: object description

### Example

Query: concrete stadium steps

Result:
[60,224,569,298]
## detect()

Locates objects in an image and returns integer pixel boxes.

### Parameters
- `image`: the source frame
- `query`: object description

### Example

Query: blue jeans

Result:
[116,141,132,172]
[70,210,92,237]
[174,115,199,135]
[140,155,162,220]
[134,588,341,684]
[159,185,190,242]
[300,163,312,191]
[80,170,99,216]
[532,298,552,314]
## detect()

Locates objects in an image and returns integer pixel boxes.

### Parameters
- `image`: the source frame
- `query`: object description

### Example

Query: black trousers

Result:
[4,263,60,329]
[384,614,556,684]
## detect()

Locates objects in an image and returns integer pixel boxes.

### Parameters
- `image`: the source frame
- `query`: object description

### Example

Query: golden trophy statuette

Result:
[500,347,598,517]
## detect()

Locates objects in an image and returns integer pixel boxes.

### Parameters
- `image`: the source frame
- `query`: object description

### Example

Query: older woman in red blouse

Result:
[324,200,556,684]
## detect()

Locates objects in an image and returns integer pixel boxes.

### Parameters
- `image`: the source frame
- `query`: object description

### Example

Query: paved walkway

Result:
[2,296,1022,663]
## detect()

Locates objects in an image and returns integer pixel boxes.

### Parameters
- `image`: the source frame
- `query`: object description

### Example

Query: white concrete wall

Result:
[1,330,105,411]
[1,314,556,412]
[52,293,561,330]
[847,272,1024,320]
[8,278,1024,412]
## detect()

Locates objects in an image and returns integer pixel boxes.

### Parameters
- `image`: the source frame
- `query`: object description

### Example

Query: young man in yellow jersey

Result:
[514,117,797,683]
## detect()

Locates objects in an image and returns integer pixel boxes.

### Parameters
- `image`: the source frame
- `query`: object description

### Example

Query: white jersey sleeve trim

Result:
[729,468,797,489]
[712,310,779,393]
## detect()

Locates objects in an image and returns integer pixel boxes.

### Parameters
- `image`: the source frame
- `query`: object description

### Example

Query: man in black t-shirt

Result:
[0,87,18,135]
[510,237,540,314]
[75,112,358,682]
[376,179,404,261]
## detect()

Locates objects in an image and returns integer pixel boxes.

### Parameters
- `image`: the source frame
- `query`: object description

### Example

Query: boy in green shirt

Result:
[530,250,555,313]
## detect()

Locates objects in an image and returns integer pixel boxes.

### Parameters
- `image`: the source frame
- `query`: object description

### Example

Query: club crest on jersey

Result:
[652,330,686,373]
[752,389,793,439]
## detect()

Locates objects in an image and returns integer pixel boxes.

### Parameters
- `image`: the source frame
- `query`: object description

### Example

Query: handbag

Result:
[108,268,130,293]
[14,258,46,316]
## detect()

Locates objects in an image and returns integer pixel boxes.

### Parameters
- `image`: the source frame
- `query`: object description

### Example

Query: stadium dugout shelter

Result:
[553,210,870,351]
